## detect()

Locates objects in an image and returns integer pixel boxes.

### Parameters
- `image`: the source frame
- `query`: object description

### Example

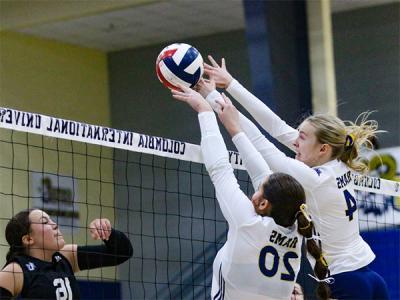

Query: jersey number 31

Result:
[53,277,73,300]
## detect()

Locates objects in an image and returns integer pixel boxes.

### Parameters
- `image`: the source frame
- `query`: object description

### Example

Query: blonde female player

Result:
[202,56,389,299]
[0,209,133,299]
[172,85,330,300]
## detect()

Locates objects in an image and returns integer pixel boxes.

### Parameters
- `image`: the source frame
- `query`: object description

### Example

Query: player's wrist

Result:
[224,76,233,89]
[226,124,242,137]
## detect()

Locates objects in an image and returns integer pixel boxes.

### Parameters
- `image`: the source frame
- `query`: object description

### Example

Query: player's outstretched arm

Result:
[217,95,323,191]
[217,93,271,190]
[196,79,272,190]
[61,218,133,273]
[171,84,212,113]
[205,55,298,151]
[172,86,261,227]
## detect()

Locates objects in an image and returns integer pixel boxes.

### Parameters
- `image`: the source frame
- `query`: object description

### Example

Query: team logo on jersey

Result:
[54,255,62,262]
[25,262,36,271]
[314,168,322,176]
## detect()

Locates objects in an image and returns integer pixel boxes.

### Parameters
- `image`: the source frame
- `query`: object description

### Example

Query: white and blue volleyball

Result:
[156,43,204,90]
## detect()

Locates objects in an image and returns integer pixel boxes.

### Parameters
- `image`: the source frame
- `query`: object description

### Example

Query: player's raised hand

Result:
[204,55,233,89]
[216,93,241,137]
[171,84,212,113]
[195,78,216,98]
[89,218,112,241]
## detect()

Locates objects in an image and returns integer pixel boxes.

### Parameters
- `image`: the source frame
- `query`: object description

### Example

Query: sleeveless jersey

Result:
[12,252,80,299]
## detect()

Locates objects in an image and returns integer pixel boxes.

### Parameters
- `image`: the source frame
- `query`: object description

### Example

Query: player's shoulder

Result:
[314,160,347,179]
[1,262,23,274]
[0,262,23,296]
[10,255,48,274]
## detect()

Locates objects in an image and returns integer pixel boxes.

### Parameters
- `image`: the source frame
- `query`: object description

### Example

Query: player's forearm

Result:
[77,229,133,270]
[226,79,298,151]
[199,111,230,172]
[232,132,271,191]
[251,139,319,190]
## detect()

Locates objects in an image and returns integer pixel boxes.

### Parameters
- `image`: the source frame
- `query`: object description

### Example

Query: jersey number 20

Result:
[258,245,298,281]
[53,277,73,300]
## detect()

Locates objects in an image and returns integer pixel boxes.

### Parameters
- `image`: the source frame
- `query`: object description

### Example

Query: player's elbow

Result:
[118,236,134,264]
[126,240,134,260]
[206,157,231,175]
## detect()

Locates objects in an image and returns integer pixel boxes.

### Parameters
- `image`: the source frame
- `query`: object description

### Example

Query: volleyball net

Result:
[1,107,399,299]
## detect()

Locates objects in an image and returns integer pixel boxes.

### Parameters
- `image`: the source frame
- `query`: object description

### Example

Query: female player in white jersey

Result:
[172,85,330,300]
[202,56,390,299]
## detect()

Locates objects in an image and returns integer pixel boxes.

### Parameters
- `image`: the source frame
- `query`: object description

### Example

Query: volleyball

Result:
[155,43,204,90]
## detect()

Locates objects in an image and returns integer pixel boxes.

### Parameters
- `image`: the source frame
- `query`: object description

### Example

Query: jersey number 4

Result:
[258,245,298,281]
[344,189,357,221]
[53,277,73,300]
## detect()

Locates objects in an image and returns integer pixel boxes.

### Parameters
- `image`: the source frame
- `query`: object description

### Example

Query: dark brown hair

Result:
[262,173,330,299]
[5,209,34,262]
[262,173,305,227]
[297,211,331,299]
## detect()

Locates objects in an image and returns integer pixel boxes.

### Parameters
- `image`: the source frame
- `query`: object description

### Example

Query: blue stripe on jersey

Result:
[221,275,225,300]
[213,263,225,300]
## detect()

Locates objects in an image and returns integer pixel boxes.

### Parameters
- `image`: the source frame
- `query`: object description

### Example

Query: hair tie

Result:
[295,204,311,221]
[308,274,335,284]
[299,204,311,222]
[318,254,329,268]
[299,223,311,230]
[305,235,321,241]
[344,133,355,150]
[296,204,312,230]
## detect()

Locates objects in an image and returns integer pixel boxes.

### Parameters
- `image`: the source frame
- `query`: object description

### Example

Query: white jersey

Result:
[219,79,376,275]
[199,112,302,300]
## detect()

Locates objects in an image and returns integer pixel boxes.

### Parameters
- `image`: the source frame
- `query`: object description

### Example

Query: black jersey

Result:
[12,252,80,299]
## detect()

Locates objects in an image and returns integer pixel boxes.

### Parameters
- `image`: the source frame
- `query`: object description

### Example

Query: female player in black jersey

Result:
[0,209,133,299]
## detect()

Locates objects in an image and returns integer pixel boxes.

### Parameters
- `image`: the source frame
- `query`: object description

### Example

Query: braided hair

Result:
[262,173,331,299]
[296,207,331,299]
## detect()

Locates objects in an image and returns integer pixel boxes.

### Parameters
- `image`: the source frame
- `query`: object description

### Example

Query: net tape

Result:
[1,107,398,197]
